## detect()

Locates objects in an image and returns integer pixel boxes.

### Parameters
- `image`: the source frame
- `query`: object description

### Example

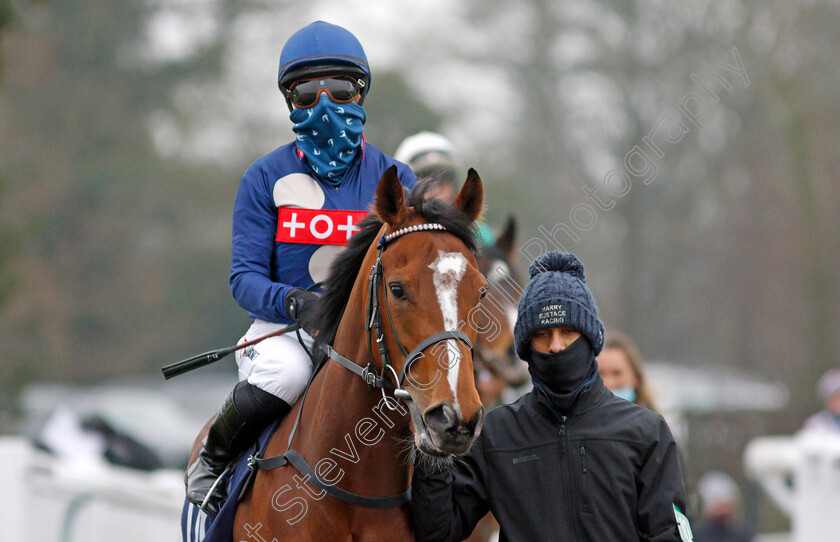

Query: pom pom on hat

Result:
[529,251,586,280]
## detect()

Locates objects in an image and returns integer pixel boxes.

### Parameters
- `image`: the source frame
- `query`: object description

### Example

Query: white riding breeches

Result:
[234,319,315,404]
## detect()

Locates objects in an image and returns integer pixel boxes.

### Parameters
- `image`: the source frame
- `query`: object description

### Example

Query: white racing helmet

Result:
[394,132,458,180]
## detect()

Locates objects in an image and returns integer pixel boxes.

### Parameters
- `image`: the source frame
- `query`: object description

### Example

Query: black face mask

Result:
[527,335,595,395]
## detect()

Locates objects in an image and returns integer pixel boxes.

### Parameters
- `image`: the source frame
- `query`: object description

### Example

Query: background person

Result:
[394,131,459,201]
[597,329,657,410]
[395,131,497,246]
[693,471,753,542]
[411,251,692,542]
[802,368,840,433]
[185,20,416,514]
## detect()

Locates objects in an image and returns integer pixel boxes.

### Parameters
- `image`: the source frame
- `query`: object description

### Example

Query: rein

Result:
[248,222,473,508]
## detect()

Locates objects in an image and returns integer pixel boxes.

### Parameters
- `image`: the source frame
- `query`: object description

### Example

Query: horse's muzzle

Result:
[421,402,484,456]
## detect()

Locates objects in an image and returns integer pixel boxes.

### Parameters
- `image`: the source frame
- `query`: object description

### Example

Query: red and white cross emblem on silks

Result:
[275,207,370,245]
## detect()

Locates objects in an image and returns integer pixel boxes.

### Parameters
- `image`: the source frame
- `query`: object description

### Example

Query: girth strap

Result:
[248,449,411,509]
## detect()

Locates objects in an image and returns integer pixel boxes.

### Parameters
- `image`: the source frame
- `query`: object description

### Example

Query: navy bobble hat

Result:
[514,251,605,359]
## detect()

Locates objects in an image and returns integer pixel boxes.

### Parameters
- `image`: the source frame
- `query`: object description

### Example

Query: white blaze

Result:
[429,251,468,406]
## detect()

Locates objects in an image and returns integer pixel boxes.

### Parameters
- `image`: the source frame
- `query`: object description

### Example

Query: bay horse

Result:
[225,167,487,541]
[471,216,528,408]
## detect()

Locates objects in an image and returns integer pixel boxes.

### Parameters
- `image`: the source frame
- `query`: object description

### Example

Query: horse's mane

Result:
[314,179,478,350]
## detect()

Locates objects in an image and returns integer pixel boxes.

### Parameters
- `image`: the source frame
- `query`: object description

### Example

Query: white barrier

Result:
[744,431,840,542]
[0,436,184,542]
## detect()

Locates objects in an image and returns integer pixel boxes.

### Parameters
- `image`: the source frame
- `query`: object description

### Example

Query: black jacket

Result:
[411,376,690,542]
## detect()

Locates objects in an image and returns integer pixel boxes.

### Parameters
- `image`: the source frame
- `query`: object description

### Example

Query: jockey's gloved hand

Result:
[284,287,320,336]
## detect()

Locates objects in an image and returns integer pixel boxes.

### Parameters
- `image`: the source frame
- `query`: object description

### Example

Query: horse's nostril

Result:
[423,403,458,433]
[468,406,485,434]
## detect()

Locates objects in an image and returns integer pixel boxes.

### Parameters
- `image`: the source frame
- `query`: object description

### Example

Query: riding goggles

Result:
[286,76,365,109]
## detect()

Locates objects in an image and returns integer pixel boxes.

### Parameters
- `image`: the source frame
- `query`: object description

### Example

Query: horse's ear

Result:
[453,168,484,223]
[375,165,409,226]
[496,215,517,259]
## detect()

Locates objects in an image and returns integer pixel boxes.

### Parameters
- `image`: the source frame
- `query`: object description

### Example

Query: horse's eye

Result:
[389,283,407,300]
[479,286,488,299]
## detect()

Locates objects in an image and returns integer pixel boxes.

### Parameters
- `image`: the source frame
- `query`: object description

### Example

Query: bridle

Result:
[324,222,473,407]
[247,221,475,508]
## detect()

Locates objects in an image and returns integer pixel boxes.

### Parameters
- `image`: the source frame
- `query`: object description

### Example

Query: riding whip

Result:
[161,322,300,380]
[162,282,322,379]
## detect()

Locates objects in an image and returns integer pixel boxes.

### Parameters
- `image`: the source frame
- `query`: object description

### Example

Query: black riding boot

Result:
[185,380,291,515]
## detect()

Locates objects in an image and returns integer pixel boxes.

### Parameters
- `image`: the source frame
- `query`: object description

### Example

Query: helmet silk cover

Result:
[278,21,371,104]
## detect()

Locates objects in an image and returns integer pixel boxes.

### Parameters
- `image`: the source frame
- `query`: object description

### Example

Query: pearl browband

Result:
[378,223,447,248]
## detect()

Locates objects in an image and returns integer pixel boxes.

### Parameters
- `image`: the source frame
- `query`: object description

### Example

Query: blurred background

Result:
[1,0,839,540]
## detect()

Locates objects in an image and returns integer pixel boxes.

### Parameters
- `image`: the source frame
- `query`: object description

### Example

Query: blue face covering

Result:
[290,94,366,185]
[612,386,637,403]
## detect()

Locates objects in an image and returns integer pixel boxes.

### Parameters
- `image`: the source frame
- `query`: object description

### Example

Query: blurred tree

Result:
[719,1,840,421]
[0,0,17,430]
[0,0,11,36]
[362,70,446,157]
[0,0,243,398]
[460,0,837,416]
[0,1,11,45]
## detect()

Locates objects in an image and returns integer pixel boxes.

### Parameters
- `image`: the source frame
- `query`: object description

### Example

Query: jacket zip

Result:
[559,421,566,454]
[559,417,580,540]
[559,383,591,540]
[539,373,598,541]
[580,444,590,514]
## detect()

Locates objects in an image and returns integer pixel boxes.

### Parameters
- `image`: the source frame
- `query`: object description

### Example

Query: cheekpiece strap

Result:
[378,223,447,248]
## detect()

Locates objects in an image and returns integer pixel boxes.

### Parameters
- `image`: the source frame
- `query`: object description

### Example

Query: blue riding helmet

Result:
[278,21,371,110]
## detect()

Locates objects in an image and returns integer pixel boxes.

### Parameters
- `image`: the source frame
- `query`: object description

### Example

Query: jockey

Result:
[395,131,496,247]
[185,20,417,514]
[394,131,459,201]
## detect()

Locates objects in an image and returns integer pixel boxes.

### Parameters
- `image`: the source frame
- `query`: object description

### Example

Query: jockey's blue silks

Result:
[290,94,366,184]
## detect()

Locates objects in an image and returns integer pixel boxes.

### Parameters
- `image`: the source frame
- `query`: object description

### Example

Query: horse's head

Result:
[373,167,486,457]
[476,215,519,345]
[473,217,529,400]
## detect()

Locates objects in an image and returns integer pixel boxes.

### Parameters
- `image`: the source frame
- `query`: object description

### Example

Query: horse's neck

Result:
[307,360,410,460]
[296,246,412,495]
[298,349,411,498]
